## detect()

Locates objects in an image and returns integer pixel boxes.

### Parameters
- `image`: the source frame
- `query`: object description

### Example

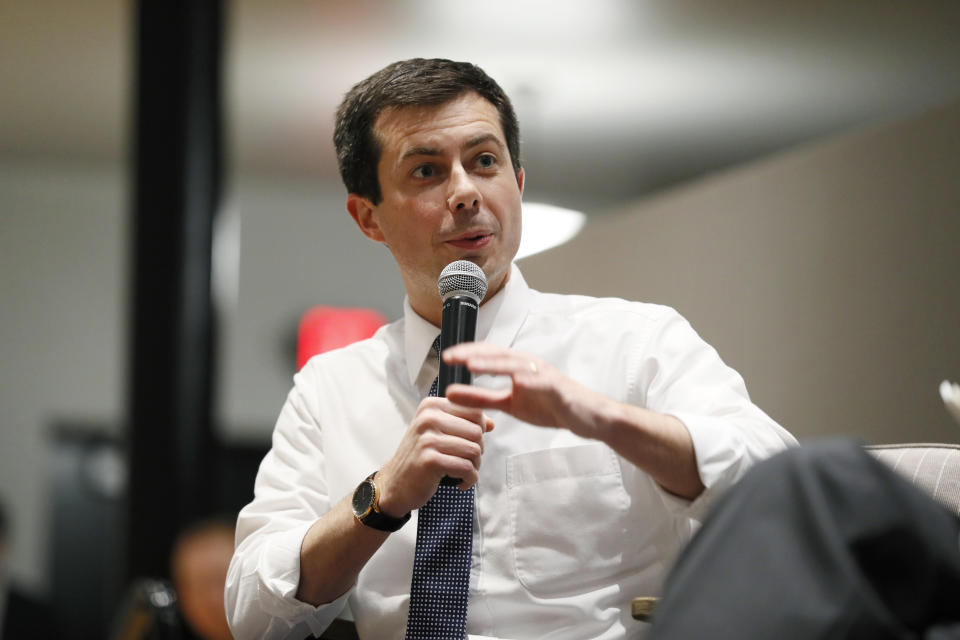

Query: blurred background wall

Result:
[520,100,960,444]
[1,0,958,625]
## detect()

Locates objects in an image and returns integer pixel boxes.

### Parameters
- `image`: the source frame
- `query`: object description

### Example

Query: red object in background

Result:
[296,306,388,370]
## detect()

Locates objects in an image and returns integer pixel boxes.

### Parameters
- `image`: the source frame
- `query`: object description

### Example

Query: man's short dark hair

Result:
[334,58,522,204]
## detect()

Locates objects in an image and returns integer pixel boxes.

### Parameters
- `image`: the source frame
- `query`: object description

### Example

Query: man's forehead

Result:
[373,93,505,154]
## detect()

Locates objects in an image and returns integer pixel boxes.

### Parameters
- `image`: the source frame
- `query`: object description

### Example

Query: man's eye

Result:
[412,165,436,178]
[476,154,496,169]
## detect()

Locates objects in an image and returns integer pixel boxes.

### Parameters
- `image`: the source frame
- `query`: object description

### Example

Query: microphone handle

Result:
[437,294,479,487]
[437,294,479,397]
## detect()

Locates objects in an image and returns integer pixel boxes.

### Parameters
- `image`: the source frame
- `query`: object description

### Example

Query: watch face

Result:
[352,480,375,518]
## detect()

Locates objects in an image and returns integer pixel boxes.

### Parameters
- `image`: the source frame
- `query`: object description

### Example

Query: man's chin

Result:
[438,254,485,274]
[435,250,514,289]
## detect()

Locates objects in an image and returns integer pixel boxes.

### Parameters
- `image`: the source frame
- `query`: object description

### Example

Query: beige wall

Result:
[519,100,960,444]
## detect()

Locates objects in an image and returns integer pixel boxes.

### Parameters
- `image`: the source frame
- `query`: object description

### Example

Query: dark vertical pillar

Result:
[126,0,223,580]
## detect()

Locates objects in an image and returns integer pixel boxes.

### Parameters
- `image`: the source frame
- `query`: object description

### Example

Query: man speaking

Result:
[225,58,796,639]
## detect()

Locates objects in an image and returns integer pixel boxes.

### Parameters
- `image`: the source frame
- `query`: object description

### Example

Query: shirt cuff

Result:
[255,521,352,636]
[654,412,750,521]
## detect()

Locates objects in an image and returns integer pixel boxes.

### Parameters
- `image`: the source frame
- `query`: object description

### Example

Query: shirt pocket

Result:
[506,443,638,597]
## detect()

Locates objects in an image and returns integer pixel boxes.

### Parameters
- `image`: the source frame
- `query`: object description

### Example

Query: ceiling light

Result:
[516,202,586,260]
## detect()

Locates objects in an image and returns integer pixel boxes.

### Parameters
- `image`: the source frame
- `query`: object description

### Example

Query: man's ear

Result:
[346,194,386,244]
[516,167,525,195]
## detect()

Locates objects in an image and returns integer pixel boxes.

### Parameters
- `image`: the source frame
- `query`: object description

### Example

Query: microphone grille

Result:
[438,260,488,302]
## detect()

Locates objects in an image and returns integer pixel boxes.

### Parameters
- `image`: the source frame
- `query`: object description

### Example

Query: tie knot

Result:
[431,334,442,357]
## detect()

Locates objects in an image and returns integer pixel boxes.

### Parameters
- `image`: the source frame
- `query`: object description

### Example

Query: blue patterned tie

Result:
[405,336,474,639]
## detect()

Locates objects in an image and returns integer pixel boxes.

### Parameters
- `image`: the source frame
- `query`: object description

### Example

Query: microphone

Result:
[436,260,488,397]
[436,261,488,487]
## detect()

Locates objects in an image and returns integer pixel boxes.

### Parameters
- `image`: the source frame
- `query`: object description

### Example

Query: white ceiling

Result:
[3,0,959,209]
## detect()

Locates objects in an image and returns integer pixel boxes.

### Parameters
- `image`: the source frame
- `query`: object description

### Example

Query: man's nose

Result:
[446,166,481,213]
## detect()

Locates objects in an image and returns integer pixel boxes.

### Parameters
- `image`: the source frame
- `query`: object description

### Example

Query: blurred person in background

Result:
[171,518,235,640]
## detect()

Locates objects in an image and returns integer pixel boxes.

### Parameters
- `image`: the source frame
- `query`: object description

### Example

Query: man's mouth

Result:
[446,232,493,250]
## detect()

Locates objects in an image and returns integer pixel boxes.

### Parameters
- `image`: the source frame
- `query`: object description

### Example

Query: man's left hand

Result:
[444,342,706,499]
[442,342,606,439]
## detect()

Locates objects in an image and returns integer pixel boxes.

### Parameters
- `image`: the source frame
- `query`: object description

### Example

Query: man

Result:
[225,58,796,639]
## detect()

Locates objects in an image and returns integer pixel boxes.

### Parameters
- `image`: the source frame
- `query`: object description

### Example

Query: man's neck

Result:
[408,271,509,328]
[408,295,443,328]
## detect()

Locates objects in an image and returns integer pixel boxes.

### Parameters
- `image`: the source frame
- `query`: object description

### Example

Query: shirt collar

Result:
[403,263,533,385]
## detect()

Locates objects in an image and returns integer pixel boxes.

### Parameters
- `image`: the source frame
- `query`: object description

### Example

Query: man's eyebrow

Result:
[398,133,505,164]
[399,146,441,163]
[464,133,505,151]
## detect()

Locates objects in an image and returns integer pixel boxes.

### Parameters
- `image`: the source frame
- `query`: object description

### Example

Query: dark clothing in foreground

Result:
[648,440,960,640]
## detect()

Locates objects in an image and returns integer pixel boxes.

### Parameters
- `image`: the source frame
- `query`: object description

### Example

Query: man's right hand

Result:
[376,397,494,516]
[296,398,492,606]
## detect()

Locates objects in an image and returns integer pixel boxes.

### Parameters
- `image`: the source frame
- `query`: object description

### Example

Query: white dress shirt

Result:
[225,265,796,640]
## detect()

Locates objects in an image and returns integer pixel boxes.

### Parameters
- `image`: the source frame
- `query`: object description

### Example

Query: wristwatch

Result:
[352,471,410,532]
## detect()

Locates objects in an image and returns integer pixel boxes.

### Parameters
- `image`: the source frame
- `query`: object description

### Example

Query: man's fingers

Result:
[431,453,479,488]
[444,384,512,412]
[450,355,532,377]
[460,356,520,375]
[412,401,491,471]
[443,342,507,361]
[419,404,488,441]
[443,344,544,379]
[421,420,484,460]
[420,396,487,424]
